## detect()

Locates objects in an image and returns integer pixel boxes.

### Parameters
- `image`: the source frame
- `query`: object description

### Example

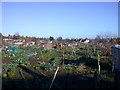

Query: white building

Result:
[80,39,90,43]
[26,41,35,46]
[83,40,90,43]
[14,42,23,45]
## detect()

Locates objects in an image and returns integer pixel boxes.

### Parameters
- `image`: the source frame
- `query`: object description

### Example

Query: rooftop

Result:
[112,44,120,49]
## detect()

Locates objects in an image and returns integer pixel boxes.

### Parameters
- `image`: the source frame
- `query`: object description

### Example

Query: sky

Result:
[2,2,118,39]
[0,2,2,34]
[118,1,120,38]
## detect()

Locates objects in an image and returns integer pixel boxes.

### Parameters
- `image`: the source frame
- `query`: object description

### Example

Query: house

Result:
[3,39,25,46]
[12,39,25,46]
[44,43,53,50]
[37,40,48,47]
[13,42,24,45]
[3,38,13,46]
[37,40,54,49]
[29,41,35,46]
[80,39,90,43]
[26,41,35,46]
[13,39,25,42]
[3,38,13,41]
[37,40,47,47]
[63,42,69,47]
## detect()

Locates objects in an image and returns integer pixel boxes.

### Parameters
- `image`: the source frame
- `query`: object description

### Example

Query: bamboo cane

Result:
[98,53,100,74]
[49,67,59,90]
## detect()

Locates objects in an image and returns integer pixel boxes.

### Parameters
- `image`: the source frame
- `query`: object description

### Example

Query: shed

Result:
[111,45,120,71]
[111,45,120,88]
[10,47,19,53]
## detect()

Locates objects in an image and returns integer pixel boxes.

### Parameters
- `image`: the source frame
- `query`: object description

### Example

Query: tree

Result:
[95,32,117,39]
[95,32,118,56]
[8,34,13,39]
[13,32,20,39]
[57,36,62,43]
[95,35,101,39]
[49,36,54,41]
[15,32,20,37]
[0,33,2,44]
[0,33,2,38]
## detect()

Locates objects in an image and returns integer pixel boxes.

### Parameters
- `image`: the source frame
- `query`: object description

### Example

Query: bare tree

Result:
[95,32,118,56]
[95,35,101,39]
[13,32,20,39]
[57,36,62,43]
[96,32,117,39]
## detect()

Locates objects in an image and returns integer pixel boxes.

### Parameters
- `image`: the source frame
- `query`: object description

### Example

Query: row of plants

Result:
[2,44,113,80]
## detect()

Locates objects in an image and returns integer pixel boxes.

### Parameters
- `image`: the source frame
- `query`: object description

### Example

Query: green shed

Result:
[10,47,18,53]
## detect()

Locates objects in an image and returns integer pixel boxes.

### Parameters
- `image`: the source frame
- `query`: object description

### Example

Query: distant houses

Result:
[37,40,62,50]
[70,38,90,43]
[37,40,48,47]
[44,42,53,50]
[26,41,35,46]
[37,40,53,49]
[13,41,24,46]
[2,38,55,50]
[2,38,91,50]
[80,39,90,43]
[2,37,36,47]
[1,33,93,51]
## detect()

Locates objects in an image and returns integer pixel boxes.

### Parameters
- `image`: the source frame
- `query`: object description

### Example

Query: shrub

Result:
[44,63,53,71]
[76,63,87,72]
[7,69,16,79]
[3,73,7,78]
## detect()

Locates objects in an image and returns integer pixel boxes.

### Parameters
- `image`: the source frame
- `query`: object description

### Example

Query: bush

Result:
[3,73,7,78]
[41,51,57,60]
[51,57,62,66]
[101,74,114,82]
[64,65,78,71]
[44,63,53,71]
[76,63,88,73]
[12,53,30,65]
[2,63,17,72]
[7,69,16,79]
